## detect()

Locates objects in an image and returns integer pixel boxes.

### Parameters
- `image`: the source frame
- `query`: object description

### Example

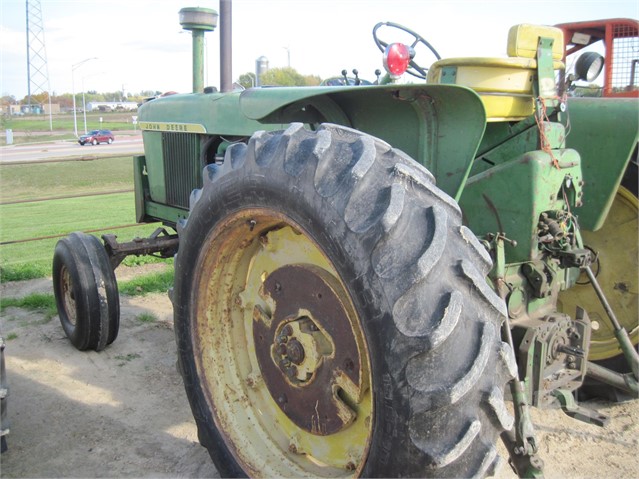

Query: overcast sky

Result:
[1,0,637,99]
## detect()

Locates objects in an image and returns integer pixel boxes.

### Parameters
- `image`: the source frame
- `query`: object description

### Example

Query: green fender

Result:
[564,97,639,231]
[240,84,487,199]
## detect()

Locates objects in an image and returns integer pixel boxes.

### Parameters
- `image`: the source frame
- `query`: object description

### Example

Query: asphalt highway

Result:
[0,135,144,164]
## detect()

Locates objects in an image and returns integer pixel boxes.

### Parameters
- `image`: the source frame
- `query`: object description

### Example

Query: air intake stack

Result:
[179,7,218,93]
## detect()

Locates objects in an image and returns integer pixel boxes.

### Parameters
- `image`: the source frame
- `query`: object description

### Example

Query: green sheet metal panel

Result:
[460,148,583,264]
[564,97,639,231]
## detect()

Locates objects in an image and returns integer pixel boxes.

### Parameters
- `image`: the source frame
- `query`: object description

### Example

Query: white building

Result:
[86,102,138,112]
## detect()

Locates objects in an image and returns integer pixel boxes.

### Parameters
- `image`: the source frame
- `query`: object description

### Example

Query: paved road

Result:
[0,135,144,164]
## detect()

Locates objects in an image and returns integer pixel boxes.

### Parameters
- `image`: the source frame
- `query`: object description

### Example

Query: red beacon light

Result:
[383,43,411,79]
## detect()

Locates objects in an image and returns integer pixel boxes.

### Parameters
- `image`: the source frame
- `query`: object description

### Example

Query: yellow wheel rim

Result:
[192,209,373,477]
[559,186,638,361]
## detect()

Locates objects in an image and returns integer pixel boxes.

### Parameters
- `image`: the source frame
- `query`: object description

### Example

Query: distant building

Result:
[8,103,60,115]
[86,101,138,112]
[43,103,60,114]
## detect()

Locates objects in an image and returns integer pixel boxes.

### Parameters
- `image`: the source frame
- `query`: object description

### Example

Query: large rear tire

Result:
[52,232,120,351]
[173,124,516,477]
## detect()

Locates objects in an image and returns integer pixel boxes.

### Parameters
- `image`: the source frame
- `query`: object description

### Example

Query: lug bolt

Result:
[344,358,354,372]
[345,462,356,471]
[282,325,293,337]
[286,365,298,378]
[286,339,305,365]
[278,394,287,405]
[279,358,291,370]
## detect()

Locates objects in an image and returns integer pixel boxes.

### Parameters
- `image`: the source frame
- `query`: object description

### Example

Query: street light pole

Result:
[82,72,104,134]
[82,88,87,134]
[71,57,97,137]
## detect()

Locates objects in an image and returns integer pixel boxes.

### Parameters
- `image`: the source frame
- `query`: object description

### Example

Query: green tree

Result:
[302,74,322,86]
[237,72,257,89]
[260,67,321,86]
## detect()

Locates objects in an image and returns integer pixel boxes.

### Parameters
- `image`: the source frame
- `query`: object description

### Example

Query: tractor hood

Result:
[139,84,487,198]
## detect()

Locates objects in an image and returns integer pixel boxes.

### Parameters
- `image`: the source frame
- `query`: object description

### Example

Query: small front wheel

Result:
[52,232,120,351]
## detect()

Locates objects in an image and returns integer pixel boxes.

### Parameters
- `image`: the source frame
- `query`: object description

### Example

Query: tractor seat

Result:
[427,24,565,121]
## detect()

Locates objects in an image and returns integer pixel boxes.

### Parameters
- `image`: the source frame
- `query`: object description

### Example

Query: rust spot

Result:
[614,282,629,293]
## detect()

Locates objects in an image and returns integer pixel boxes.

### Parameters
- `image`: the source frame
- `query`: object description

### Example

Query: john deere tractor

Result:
[51,2,638,477]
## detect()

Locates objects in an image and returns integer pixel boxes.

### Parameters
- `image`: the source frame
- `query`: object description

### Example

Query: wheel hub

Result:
[273,317,331,384]
[253,264,364,435]
[60,266,77,326]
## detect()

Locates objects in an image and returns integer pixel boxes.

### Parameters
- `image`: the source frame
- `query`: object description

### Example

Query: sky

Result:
[1,0,638,99]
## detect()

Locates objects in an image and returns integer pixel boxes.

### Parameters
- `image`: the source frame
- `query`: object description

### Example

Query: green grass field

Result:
[3,112,136,132]
[0,157,134,203]
[0,156,172,282]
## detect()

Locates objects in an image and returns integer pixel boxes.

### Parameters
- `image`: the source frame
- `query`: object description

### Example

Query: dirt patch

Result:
[1,273,637,478]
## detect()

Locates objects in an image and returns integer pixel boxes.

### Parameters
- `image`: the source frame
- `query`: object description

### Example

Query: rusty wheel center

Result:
[272,317,332,385]
[253,264,363,436]
[60,266,77,326]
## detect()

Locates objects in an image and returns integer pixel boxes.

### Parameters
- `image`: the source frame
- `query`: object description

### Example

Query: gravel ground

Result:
[1,269,637,478]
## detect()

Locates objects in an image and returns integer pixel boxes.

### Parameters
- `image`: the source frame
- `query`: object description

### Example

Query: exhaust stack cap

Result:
[179,7,218,32]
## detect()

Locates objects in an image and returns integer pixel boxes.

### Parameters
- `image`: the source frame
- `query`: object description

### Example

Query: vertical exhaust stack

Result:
[219,0,232,92]
[179,7,218,93]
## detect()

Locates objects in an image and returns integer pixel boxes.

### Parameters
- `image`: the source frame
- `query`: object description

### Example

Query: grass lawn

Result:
[0,157,134,203]
[0,157,173,282]
[3,112,136,132]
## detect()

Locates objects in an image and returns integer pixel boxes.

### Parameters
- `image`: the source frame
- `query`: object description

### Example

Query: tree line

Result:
[2,67,336,110]
[1,90,161,110]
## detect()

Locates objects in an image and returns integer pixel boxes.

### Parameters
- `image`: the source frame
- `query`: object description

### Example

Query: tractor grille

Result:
[162,132,202,209]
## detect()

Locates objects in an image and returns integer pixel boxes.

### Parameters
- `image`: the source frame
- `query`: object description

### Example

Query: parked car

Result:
[78,130,114,146]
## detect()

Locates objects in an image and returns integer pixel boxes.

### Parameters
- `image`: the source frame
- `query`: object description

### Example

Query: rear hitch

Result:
[582,265,639,381]
[586,361,638,396]
[552,389,609,426]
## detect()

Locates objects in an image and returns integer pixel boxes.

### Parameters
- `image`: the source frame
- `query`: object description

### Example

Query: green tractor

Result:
[51,3,638,477]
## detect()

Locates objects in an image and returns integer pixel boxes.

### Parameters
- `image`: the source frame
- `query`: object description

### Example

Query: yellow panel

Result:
[507,24,564,60]
[454,65,535,94]
[479,94,534,121]
[427,60,535,119]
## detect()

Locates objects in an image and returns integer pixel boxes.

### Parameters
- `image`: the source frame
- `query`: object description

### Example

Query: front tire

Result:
[174,124,515,477]
[52,232,120,351]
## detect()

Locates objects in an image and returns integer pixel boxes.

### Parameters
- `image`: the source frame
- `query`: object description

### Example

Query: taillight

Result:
[383,43,411,78]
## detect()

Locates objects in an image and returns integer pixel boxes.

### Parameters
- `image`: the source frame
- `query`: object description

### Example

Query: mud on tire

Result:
[173,123,516,477]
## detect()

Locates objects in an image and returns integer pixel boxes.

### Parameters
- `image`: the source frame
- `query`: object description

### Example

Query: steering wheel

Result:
[372,21,441,79]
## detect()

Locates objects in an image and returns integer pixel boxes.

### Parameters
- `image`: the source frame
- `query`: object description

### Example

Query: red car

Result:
[78,129,115,146]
